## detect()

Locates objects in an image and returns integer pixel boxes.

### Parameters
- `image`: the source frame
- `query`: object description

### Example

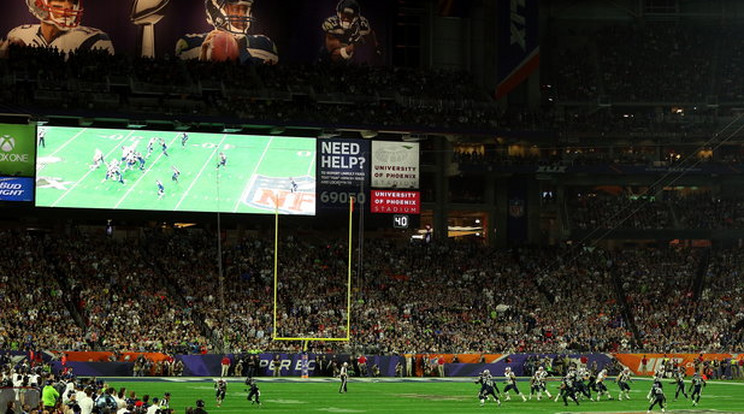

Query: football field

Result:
[35,127,316,215]
[105,377,744,414]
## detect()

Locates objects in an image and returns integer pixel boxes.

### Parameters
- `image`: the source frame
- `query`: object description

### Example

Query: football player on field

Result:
[321,0,380,63]
[474,369,501,407]
[502,367,527,402]
[529,366,551,400]
[672,366,688,401]
[4,0,114,55]
[175,0,278,64]
[688,372,706,406]
[594,368,613,401]
[616,367,632,400]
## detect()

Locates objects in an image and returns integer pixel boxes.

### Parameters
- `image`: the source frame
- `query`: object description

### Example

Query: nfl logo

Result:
[508,199,525,218]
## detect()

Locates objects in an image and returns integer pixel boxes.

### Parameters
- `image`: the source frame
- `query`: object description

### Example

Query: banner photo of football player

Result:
[0,0,393,65]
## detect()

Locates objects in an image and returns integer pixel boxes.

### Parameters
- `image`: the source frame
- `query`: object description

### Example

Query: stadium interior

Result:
[1,0,744,413]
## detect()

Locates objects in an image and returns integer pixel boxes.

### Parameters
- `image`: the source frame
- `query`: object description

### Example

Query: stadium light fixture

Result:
[222,125,242,133]
[127,120,147,129]
[360,130,378,139]
[318,128,340,139]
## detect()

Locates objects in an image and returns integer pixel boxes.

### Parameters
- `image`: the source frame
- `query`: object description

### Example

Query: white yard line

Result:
[232,136,274,213]
[174,134,228,210]
[114,133,181,209]
[51,130,135,207]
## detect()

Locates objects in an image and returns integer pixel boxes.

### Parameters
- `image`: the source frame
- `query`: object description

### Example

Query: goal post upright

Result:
[272,194,279,339]
[346,196,353,340]
[271,194,355,345]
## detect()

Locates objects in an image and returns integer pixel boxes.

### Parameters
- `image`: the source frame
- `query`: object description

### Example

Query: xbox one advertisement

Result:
[0,123,35,203]
[0,123,35,177]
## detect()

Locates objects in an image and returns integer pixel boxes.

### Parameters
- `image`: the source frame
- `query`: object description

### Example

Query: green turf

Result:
[35,127,316,214]
[104,377,744,413]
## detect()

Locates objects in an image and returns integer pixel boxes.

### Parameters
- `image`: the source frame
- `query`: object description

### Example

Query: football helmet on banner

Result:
[206,0,256,34]
[336,0,360,30]
[27,0,84,29]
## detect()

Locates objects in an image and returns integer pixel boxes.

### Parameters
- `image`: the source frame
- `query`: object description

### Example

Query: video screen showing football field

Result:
[35,127,316,215]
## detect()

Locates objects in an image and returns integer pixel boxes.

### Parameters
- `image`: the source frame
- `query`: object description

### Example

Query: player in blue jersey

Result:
[672,366,688,401]
[688,372,706,406]
[160,138,169,157]
[648,379,666,413]
[136,152,146,171]
[245,377,261,406]
[616,367,632,400]
[289,177,298,193]
[175,0,278,65]
[103,161,125,184]
[172,166,181,183]
[123,152,138,173]
[181,132,189,148]
[156,180,165,199]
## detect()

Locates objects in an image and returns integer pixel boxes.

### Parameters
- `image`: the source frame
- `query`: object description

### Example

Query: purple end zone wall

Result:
[49,353,617,377]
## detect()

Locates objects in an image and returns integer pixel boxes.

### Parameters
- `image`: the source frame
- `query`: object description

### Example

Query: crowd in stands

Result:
[0,45,501,133]
[565,190,744,231]
[4,20,744,138]
[548,23,725,104]
[1,227,742,356]
[567,192,674,231]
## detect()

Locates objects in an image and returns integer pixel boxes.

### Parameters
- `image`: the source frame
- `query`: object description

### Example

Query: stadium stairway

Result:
[692,247,710,301]
[609,267,642,349]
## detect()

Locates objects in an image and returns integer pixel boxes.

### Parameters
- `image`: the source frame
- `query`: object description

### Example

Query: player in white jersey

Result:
[4,0,114,56]
[339,361,349,393]
[503,367,527,402]
[90,149,104,169]
[146,137,158,158]
[529,366,552,400]
[595,368,613,400]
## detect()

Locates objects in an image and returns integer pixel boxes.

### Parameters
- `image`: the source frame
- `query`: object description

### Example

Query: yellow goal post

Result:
[271,195,355,347]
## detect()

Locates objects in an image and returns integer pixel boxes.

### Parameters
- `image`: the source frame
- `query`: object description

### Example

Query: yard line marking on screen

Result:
[175,134,227,211]
[51,130,135,207]
[114,133,181,209]
[46,128,88,158]
[232,137,274,213]
[306,151,315,176]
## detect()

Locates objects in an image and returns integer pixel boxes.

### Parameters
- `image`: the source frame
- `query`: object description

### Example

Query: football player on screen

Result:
[321,0,381,63]
[3,0,114,55]
[175,0,278,64]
